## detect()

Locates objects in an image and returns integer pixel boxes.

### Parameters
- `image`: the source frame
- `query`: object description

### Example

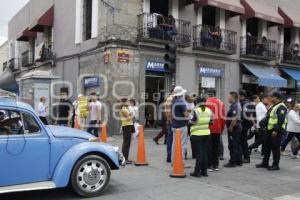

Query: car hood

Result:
[46,125,94,140]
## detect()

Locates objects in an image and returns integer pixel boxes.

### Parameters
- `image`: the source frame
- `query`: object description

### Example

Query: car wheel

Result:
[71,155,111,197]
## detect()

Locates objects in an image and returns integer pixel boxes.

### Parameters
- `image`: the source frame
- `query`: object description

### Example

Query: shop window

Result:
[150,0,169,16]
[82,0,93,41]
[202,6,216,27]
[246,18,258,37]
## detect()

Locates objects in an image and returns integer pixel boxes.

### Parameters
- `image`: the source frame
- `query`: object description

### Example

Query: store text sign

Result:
[145,61,165,72]
[84,76,100,88]
[199,66,224,77]
[117,50,130,63]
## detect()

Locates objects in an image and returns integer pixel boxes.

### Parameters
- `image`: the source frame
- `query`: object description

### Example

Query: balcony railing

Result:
[22,50,34,68]
[193,24,237,54]
[281,43,300,64]
[36,42,54,62]
[137,13,191,47]
[240,36,278,60]
[8,58,20,72]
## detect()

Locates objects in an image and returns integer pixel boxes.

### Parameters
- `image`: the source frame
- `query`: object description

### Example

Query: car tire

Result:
[71,155,111,197]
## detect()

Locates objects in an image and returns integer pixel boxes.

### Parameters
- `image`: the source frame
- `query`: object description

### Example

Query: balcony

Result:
[22,50,34,68]
[240,36,278,61]
[137,13,191,47]
[192,24,237,54]
[8,58,20,72]
[36,42,54,62]
[281,43,300,65]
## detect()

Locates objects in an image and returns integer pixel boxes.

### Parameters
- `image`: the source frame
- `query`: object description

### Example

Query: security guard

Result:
[256,92,287,171]
[189,97,213,178]
[224,92,243,168]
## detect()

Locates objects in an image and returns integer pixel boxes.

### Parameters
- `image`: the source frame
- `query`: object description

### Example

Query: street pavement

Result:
[1,129,300,200]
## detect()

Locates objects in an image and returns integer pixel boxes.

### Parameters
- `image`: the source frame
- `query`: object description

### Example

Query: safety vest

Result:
[190,107,212,136]
[267,102,287,131]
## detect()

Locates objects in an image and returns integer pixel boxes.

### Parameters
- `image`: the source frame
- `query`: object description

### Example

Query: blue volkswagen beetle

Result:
[0,94,124,197]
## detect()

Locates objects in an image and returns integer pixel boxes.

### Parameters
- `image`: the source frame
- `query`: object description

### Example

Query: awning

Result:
[241,0,284,25]
[29,6,54,32]
[242,63,287,87]
[278,7,300,28]
[16,28,37,41]
[280,68,300,87]
[195,0,245,15]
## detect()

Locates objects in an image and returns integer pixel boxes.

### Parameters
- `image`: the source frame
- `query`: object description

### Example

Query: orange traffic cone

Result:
[170,129,186,178]
[100,122,108,143]
[135,125,149,166]
[74,117,81,129]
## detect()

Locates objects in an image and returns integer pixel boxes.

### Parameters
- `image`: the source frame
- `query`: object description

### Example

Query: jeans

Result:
[281,132,300,151]
[228,124,243,165]
[208,134,220,168]
[166,123,173,162]
[172,126,188,161]
[87,120,100,137]
[191,135,210,175]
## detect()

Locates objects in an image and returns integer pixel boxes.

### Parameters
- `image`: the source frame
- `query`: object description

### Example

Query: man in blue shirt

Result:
[171,86,189,167]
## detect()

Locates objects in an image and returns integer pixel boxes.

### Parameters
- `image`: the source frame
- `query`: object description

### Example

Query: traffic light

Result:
[164,44,177,73]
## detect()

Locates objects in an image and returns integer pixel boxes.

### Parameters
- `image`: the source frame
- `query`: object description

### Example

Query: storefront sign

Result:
[201,77,216,88]
[84,76,100,88]
[145,61,165,72]
[117,50,130,63]
[103,51,111,64]
[199,66,224,77]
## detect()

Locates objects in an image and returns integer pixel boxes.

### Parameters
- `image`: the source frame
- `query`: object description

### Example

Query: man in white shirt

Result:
[248,95,268,154]
[87,92,102,137]
[38,97,48,125]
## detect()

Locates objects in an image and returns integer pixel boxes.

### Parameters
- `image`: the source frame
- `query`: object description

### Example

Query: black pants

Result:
[249,128,266,154]
[228,124,242,165]
[241,122,251,159]
[154,121,167,143]
[208,134,220,168]
[39,117,48,125]
[263,130,282,167]
[122,125,134,161]
[281,132,300,151]
[191,135,210,175]
[87,120,100,137]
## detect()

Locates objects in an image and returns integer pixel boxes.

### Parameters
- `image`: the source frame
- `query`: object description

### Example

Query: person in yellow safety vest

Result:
[189,97,213,178]
[256,92,287,171]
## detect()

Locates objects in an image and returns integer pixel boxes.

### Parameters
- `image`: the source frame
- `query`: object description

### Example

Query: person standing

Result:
[87,92,102,137]
[239,89,252,163]
[55,91,73,127]
[153,99,168,145]
[119,98,135,164]
[248,95,268,154]
[256,92,287,170]
[171,86,189,167]
[185,94,196,159]
[206,89,226,171]
[165,90,174,163]
[281,102,300,158]
[189,97,213,178]
[38,97,48,125]
[224,92,243,168]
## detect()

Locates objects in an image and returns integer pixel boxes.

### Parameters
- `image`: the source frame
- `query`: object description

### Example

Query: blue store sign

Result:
[84,76,100,88]
[199,66,224,77]
[145,61,165,72]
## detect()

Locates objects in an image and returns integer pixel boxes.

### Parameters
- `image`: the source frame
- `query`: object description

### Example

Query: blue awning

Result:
[242,63,287,87]
[280,68,300,87]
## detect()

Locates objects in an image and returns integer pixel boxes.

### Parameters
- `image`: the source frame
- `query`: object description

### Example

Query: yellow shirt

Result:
[120,107,133,127]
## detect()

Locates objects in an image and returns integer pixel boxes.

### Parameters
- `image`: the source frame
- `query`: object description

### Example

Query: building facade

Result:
[4,0,300,133]
[0,41,8,73]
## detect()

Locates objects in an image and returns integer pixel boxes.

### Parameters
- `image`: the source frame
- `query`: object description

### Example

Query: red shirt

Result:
[206,97,226,134]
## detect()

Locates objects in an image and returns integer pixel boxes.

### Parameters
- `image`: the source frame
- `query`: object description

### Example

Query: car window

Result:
[0,109,24,136]
[21,112,40,134]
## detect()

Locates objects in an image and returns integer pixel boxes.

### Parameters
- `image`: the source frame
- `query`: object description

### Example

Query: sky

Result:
[0,0,30,45]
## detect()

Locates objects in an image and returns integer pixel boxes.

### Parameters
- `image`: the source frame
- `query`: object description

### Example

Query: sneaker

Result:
[213,167,220,171]
[125,160,133,165]
[208,168,213,172]
[280,151,288,156]
[219,157,224,161]
[290,153,297,159]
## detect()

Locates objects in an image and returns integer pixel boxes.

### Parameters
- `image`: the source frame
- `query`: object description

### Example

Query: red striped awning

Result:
[241,0,284,25]
[29,6,54,32]
[195,0,245,15]
[16,28,37,41]
[278,7,300,28]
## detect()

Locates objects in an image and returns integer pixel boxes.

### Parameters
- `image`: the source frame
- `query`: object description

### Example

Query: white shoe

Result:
[213,168,220,171]
[281,151,288,156]
[208,168,213,172]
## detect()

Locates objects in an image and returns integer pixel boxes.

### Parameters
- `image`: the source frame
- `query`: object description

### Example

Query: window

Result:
[82,0,93,41]
[202,6,216,27]
[150,0,168,16]
[0,109,40,136]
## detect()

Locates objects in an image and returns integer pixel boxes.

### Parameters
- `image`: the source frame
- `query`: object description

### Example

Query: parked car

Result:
[0,94,125,197]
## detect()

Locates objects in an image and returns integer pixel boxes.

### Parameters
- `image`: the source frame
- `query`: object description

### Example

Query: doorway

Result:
[150,0,169,16]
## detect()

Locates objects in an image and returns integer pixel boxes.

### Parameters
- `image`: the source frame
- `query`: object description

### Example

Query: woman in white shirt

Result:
[38,97,48,125]
[281,102,300,158]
